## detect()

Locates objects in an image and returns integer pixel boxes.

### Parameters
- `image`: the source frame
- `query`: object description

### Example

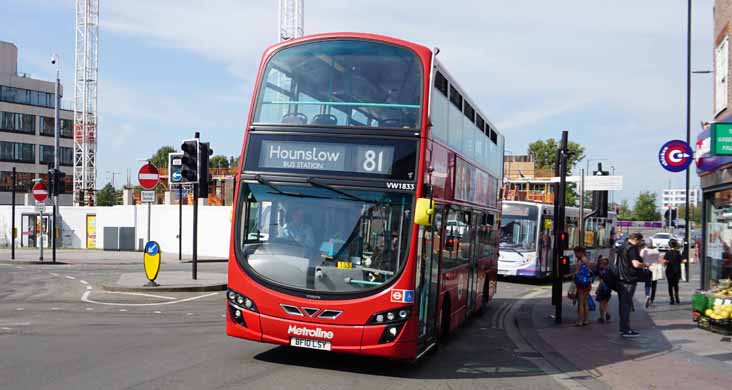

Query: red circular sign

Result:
[138,163,160,190]
[32,182,48,202]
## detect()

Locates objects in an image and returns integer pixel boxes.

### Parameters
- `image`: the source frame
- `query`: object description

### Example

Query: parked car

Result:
[650,232,673,250]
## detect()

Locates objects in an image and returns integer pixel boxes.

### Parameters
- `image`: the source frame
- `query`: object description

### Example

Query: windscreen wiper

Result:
[306,178,372,203]
[256,175,326,199]
[501,246,525,258]
[255,175,285,194]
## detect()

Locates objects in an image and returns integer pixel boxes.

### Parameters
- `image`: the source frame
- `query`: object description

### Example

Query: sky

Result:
[2,0,715,203]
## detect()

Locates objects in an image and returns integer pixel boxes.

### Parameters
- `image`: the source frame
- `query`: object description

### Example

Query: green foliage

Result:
[209,155,230,169]
[528,138,586,172]
[150,146,177,168]
[677,205,702,224]
[633,191,661,221]
[97,183,119,206]
[618,199,634,220]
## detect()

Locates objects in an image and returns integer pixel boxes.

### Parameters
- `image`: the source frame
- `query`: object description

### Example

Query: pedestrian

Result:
[617,232,649,337]
[664,239,684,305]
[573,246,593,327]
[595,256,612,323]
[639,241,662,308]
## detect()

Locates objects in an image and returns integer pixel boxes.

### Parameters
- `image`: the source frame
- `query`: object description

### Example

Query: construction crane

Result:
[278,0,304,41]
[73,0,99,206]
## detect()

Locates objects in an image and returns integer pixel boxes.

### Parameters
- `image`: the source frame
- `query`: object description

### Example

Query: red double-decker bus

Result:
[227,32,504,360]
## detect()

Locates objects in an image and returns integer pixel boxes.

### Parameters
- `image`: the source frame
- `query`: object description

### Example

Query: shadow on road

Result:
[253,298,547,380]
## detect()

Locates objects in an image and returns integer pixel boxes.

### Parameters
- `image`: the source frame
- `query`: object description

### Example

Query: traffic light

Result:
[198,142,213,196]
[180,139,199,184]
[592,165,609,218]
[53,169,66,195]
[559,256,571,276]
[559,231,569,251]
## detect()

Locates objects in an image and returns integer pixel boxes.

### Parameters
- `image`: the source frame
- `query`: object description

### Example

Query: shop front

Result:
[694,123,732,334]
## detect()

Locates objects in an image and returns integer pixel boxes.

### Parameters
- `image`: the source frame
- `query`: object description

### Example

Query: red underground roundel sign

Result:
[658,140,693,173]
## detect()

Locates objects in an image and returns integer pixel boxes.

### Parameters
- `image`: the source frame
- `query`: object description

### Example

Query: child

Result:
[595,256,612,323]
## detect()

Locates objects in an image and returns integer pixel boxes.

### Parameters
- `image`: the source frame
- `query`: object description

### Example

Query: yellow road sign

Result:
[144,241,161,283]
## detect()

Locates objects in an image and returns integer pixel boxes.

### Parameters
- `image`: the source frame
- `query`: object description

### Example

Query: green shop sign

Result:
[712,122,732,155]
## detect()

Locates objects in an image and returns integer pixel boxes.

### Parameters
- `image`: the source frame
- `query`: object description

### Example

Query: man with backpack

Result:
[616,232,649,337]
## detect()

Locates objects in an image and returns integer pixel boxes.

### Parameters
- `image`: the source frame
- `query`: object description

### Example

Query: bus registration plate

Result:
[290,337,331,351]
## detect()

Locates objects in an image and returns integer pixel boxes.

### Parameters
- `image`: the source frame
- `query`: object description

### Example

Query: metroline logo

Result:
[287,325,334,340]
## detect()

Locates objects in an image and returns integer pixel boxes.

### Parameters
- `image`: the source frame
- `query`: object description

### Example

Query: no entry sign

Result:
[138,163,160,190]
[32,182,48,202]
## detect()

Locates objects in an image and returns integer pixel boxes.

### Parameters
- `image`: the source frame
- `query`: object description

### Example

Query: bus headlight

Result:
[367,307,411,325]
[227,289,258,327]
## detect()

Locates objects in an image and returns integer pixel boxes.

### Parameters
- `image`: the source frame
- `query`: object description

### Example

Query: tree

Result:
[632,191,661,221]
[150,146,177,168]
[209,155,230,169]
[618,199,634,220]
[528,138,586,172]
[677,205,702,225]
[97,183,118,206]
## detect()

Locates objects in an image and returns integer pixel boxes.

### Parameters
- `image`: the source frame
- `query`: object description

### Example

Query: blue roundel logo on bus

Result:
[658,140,693,173]
[172,170,183,182]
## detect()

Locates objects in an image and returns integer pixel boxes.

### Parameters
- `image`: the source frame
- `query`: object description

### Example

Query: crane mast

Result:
[73,0,99,206]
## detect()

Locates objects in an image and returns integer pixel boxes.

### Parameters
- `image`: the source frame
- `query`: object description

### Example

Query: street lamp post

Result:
[684,0,691,282]
[52,54,60,263]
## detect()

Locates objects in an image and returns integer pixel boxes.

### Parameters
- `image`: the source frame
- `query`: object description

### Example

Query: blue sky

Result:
[3,0,715,203]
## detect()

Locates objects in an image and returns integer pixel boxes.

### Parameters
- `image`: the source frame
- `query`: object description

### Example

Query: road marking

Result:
[80,280,89,285]
[51,307,60,311]
[1,327,11,331]
[65,275,76,280]
[15,307,24,311]
[85,308,94,311]
[16,266,25,269]
[0,322,30,326]
[103,291,176,300]
[50,273,59,277]
[119,309,127,312]
[153,311,162,314]
[221,314,226,318]
[86,286,92,290]
[186,313,193,316]
[0,264,10,266]
[81,291,219,306]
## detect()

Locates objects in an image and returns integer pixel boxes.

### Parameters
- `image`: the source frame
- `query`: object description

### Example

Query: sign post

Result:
[138,163,160,244]
[552,131,569,324]
[169,152,184,261]
[143,241,161,287]
[32,182,48,261]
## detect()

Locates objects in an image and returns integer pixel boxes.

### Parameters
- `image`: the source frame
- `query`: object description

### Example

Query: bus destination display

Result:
[259,140,395,175]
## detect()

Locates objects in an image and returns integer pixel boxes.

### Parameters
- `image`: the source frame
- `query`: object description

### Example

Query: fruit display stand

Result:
[692,280,732,336]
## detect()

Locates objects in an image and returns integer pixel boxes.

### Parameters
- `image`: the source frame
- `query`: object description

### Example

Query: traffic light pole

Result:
[552,131,569,324]
[192,184,198,280]
[178,185,183,261]
[53,60,60,264]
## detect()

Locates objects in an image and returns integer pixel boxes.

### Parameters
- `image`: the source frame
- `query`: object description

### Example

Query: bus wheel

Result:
[439,298,451,340]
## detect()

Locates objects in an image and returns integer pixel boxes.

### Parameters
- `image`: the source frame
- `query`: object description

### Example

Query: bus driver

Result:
[282,208,316,248]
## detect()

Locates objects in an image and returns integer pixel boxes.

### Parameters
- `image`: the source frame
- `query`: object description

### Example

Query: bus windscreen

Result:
[253,39,423,129]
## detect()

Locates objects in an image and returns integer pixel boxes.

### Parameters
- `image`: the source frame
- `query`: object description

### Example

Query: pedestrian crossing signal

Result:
[559,256,570,276]
[559,232,569,250]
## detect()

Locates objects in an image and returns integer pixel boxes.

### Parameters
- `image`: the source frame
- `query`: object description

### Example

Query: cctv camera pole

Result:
[552,131,569,324]
[52,57,60,263]
[11,167,16,260]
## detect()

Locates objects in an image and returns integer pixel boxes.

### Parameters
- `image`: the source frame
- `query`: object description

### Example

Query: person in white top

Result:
[639,240,664,308]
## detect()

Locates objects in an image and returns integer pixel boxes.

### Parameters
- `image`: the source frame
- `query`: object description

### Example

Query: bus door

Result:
[416,205,443,350]
[540,215,554,277]
[466,211,481,314]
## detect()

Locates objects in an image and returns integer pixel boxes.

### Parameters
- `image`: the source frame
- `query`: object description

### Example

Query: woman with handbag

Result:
[573,246,593,326]
[664,239,684,305]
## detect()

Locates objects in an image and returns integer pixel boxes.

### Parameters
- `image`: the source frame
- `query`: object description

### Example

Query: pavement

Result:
[515,263,732,390]
[103,271,227,292]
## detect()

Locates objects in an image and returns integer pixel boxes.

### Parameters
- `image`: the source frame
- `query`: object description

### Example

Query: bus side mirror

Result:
[414,198,434,226]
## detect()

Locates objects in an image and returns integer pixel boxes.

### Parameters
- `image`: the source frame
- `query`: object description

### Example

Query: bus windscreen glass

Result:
[253,39,423,129]
[500,205,538,252]
[237,183,413,294]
